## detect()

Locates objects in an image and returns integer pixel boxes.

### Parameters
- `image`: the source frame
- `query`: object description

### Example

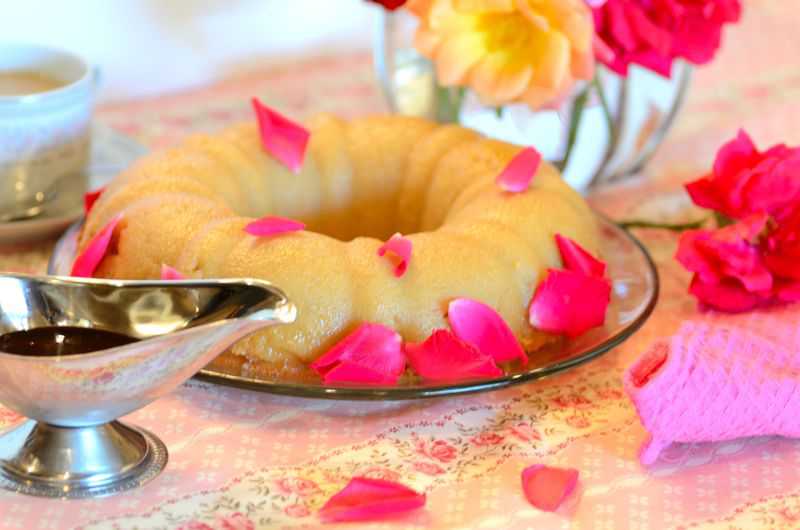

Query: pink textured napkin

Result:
[624,304,800,465]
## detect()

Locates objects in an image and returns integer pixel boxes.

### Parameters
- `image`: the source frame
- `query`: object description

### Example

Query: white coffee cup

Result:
[0,43,95,219]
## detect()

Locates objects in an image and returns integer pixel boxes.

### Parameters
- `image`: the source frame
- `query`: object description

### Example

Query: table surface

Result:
[2,3,800,529]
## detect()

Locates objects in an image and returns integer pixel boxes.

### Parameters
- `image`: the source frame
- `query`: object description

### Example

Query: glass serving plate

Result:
[49,214,658,400]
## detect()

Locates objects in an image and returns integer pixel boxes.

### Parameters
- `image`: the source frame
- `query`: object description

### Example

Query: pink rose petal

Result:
[83,186,106,215]
[529,269,611,338]
[318,477,425,523]
[776,281,800,303]
[688,275,765,313]
[70,215,122,278]
[251,97,310,174]
[320,362,396,386]
[160,264,185,280]
[684,175,719,214]
[628,345,668,389]
[521,465,579,512]
[377,233,412,278]
[311,323,404,385]
[405,329,503,382]
[555,234,607,277]
[447,298,528,366]
[713,129,759,183]
[496,147,542,193]
[592,34,616,64]
[244,216,305,237]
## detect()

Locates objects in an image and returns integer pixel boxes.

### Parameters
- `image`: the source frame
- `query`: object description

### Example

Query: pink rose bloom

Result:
[470,432,504,446]
[413,461,445,476]
[275,477,320,497]
[426,440,457,463]
[686,131,800,222]
[676,214,773,312]
[593,0,741,77]
[678,130,800,311]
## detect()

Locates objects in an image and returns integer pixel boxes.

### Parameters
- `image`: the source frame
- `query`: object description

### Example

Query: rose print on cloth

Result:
[76,368,657,530]
[283,504,311,518]
[413,461,445,476]
[470,432,505,446]
[177,513,255,530]
[509,422,542,443]
[415,438,458,463]
[358,466,402,482]
[275,477,320,497]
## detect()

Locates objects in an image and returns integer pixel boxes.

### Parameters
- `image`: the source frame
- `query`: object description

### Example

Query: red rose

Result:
[676,212,800,311]
[676,214,773,312]
[428,440,457,462]
[686,130,800,222]
[675,214,773,312]
[365,0,406,10]
[592,0,741,77]
[679,130,800,311]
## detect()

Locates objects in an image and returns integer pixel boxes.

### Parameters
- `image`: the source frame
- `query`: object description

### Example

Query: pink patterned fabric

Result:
[1,5,800,528]
[625,304,800,465]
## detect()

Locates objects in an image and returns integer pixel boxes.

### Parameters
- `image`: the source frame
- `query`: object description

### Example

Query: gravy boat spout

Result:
[0,274,296,499]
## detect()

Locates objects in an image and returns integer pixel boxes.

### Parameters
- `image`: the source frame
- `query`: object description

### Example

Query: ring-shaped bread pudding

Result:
[78,114,601,383]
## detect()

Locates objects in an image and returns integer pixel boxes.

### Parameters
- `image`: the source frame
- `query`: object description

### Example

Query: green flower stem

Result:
[593,71,615,139]
[617,218,708,232]
[713,211,734,228]
[556,84,590,172]
[435,85,465,124]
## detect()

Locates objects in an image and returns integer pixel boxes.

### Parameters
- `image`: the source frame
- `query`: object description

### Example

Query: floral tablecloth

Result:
[2,3,800,528]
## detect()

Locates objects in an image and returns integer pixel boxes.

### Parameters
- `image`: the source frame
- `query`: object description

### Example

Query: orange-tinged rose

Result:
[408,0,595,109]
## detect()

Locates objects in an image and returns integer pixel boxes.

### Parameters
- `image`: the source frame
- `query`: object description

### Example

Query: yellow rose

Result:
[408,0,595,109]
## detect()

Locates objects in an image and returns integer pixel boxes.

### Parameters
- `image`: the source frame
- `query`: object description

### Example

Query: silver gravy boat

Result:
[0,274,296,499]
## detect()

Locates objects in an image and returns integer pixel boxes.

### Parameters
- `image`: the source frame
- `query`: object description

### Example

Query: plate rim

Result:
[50,212,659,401]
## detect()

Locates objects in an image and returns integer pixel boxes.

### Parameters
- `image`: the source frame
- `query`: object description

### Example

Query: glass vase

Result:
[372,9,692,192]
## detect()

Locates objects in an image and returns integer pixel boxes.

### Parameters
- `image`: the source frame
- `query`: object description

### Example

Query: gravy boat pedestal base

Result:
[0,420,167,499]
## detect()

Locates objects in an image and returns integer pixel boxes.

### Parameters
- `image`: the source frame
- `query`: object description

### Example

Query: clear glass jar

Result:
[372,9,692,192]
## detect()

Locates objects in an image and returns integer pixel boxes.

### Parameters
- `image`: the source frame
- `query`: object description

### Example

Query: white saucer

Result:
[0,124,147,245]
